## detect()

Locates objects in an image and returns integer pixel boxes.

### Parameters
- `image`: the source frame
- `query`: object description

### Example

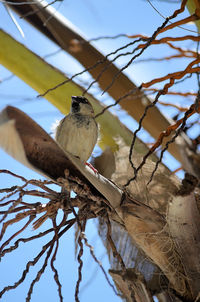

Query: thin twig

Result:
[50,213,67,302]
[0,220,75,299]
[102,0,189,95]
[39,38,145,97]
[81,231,120,296]
[0,214,35,254]
[69,205,84,302]
[147,102,199,185]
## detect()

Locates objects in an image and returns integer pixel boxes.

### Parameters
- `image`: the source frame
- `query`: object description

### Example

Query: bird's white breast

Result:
[55,114,98,162]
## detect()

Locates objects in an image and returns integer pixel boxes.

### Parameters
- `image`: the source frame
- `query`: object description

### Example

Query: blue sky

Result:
[0,1,199,301]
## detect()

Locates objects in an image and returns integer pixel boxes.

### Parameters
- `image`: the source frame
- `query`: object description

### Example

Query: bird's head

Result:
[71,96,94,116]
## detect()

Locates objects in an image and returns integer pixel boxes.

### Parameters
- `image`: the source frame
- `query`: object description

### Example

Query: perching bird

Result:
[55,96,98,164]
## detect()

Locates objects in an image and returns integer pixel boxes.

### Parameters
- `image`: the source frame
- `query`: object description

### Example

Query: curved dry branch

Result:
[0,105,198,299]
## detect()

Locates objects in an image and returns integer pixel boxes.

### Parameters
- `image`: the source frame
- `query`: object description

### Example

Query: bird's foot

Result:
[85,162,98,173]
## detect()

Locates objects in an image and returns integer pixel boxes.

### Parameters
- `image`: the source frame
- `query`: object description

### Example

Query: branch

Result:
[0,29,157,161]
[3,0,189,164]
[0,106,193,298]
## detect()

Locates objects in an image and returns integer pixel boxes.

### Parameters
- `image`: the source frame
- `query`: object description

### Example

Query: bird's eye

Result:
[80,97,89,104]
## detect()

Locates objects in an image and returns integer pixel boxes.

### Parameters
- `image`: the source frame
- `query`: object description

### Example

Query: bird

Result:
[55,96,98,167]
